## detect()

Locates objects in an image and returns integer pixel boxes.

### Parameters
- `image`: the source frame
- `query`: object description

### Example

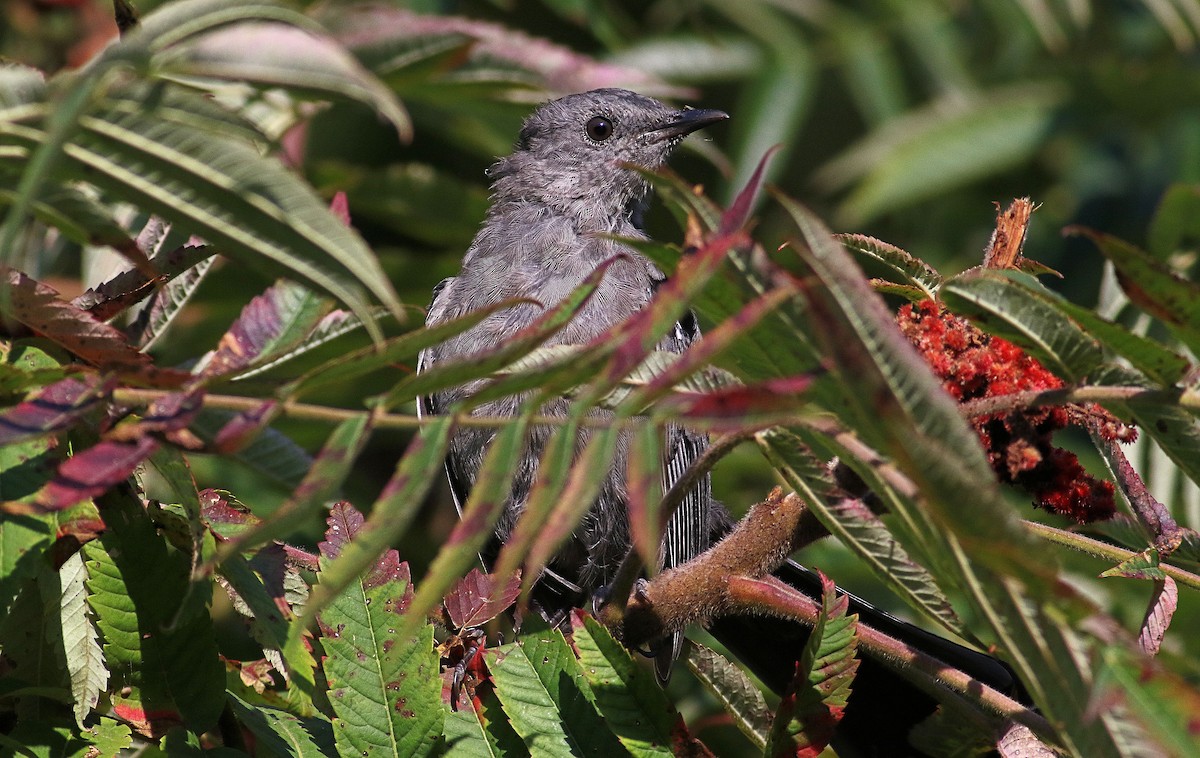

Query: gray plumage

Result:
[418,89,727,681]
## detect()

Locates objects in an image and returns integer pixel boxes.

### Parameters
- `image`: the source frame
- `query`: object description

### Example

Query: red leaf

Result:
[719,146,778,236]
[329,191,351,226]
[30,437,159,513]
[444,568,521,629]
[212,400,279,452]
[659,375,813,421]
[4,267,150,369]
[1139,577,1178,656]
[0,376,107,445]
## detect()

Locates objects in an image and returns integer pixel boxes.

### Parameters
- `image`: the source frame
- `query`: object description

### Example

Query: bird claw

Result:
[449,627,487,712]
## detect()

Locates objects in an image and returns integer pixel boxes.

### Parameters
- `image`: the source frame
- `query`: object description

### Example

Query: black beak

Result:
[649,107,729,141]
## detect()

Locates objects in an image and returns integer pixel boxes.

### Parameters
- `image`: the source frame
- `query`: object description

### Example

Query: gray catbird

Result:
[418,88,725,681]
[420,88,1023,754]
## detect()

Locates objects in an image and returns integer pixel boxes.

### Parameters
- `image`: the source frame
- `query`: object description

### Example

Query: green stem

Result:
[1024,521,1200,592]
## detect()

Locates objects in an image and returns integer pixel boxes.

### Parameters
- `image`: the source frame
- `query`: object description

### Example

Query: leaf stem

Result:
[1023,521,1200,592]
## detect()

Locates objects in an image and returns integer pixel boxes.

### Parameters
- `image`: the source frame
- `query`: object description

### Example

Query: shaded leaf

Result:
[83,488,223,737]
[227,692,335,758]
[684,642,770,752]
[571,612,685,758]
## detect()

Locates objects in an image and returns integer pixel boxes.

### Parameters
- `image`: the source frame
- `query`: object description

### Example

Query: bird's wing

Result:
[417,277,471,518]
[655,310,712,682]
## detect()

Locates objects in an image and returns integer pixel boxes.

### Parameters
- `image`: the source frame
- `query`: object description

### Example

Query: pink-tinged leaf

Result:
[765,571,859,758]
[444,568,521,629]
[315,503,440,756]
[328,7,680,97]
[1139,577,1178,657]
[402,415,530,636]
[201,280,333,378]
[522,427,620,606]
[4,269,150,370]
[625,424,664,573]
[720,146,779,237]
[0,376,107,445]
[25,437,160,513]
[657,375,814,422]
[318,502,411,599]
[201,281,326,379]
[329,191,351,226]
[212,400,280,453]
[604,232,743,383]
[620,287,795,413]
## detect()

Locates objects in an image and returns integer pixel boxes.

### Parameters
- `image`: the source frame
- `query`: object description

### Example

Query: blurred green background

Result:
[6,1,1199,708]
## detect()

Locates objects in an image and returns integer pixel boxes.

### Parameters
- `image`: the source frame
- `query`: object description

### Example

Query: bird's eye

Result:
[586,116,614,141]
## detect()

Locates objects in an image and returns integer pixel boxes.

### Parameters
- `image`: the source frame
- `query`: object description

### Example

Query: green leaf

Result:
[819,86,1062,224]
[838,233,943,299]
[300,417,452,629]
[1147,182,1200,259]
[16,88,402,340]
[287,299,525,398]
[83,487,224,736]
[51,552,107,729]
[0,565,70,722]
[316,504,442,758]
[758,427,962,635]
[384,258,619,410]
[1090,363,1200,487]
[0,435,57,616]
[940,269,1103,382]
[775,195,1133,755]
[443,705,518,758]
[227,692,335,758]
[570,613,683,757]
[488,617,625,757]
[684,642,770,752]
[154,21,410,140]
[1094,645,1200,757]
[765,572,858,757]
[1074,228,1200,359]
[218,552,318,705]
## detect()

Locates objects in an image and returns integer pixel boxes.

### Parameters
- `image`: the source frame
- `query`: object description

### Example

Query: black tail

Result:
[707,559,1026,757]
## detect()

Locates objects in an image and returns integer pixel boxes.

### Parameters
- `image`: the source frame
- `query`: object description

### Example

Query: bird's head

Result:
[487,88,727,229]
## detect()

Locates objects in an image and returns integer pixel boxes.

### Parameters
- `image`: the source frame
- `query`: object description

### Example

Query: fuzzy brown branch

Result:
[610,487,828,649]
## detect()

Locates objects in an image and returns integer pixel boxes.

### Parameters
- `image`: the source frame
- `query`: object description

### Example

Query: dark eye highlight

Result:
[586,116,614,141]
